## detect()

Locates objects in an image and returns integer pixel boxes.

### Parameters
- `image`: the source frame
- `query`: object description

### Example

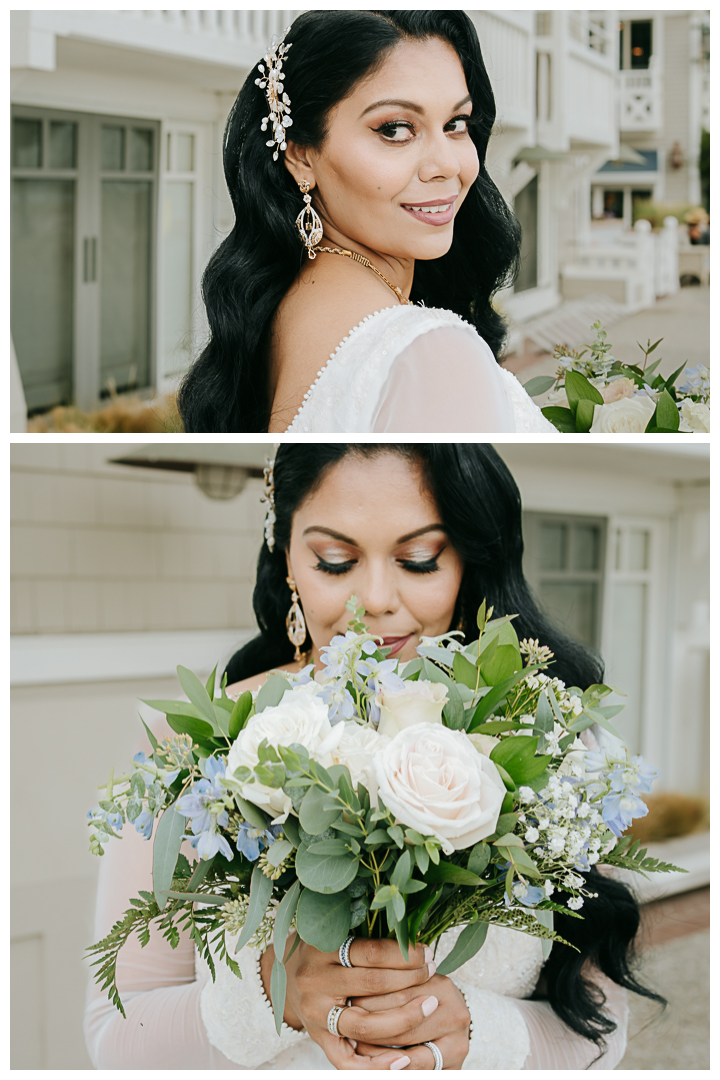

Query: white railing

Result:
[568,10,613,56]
[562,218,679,311]
[619,69,662,132]
[127,10,299,49]
[474,11,533,131]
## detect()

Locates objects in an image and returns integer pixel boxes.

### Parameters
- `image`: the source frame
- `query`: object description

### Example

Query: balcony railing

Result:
[619,69,662,132]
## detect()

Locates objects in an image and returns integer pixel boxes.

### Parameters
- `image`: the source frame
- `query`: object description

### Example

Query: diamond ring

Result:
[339,935,355,968]
[327,1004,347,1037]
[424,1040,443,1070]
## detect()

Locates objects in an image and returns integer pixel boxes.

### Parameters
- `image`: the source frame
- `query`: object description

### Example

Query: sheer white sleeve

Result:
[83,822,306,1069]
[371,325,516,433]
[453,968,628,1071]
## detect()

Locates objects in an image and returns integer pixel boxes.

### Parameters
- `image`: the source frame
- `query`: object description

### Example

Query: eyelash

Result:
[372,114,473,143]
[314,557,440,576]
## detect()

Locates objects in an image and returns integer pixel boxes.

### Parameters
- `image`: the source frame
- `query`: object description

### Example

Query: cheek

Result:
[411,570,462,632]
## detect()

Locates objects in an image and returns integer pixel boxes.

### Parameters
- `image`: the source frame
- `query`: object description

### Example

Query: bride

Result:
[85,444,662,1069]
[177,11,555,435]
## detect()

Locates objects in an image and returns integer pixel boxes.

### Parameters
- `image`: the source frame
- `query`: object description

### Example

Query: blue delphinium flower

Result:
[134,808,155,840]
[601,792,649,837]
[317,684,356,724]
[320,632,375,680]
[176,755,233,861]
[513,883,546,907]
[607,755,657,796]
[133,751,181,788]
[236,822,283,861]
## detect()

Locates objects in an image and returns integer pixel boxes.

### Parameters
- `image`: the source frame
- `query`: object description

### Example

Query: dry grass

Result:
[27,394,183,433]
[626,792,710,844]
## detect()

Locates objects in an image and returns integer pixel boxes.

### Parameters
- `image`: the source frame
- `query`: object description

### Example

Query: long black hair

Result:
[178,10,521,432]
[226,444,664,1058]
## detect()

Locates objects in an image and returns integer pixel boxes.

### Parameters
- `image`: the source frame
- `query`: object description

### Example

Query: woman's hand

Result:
[262,936,438,1070]
[351,970,471,1070]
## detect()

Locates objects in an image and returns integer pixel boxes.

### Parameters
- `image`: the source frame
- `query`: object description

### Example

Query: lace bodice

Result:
[284,305,555,434]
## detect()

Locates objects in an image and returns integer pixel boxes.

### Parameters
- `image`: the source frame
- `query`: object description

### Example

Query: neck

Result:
[320,226,415,297]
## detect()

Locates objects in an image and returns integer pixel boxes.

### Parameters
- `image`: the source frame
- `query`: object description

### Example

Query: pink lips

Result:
[379,634,414,658]
[401,194,458,227]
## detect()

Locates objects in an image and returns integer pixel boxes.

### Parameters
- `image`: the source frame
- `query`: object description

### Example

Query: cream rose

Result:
[373,723,506,854]
[227,691,343,823]
[376,680,448,739]
[467,732,500,757]
[544,387,570,409]
[679,399,710,433]
[601,377,636,404]
[590,394,656,433]
[331,721,389,791]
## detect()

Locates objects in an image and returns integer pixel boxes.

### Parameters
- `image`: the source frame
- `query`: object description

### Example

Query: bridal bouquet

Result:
[87,599,682,1031]
[524,321,710,433]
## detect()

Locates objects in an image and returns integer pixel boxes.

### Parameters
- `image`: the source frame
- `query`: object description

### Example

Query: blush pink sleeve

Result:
[516,971,629,1070]
[83,821,240,1069]
[371,325,516,433]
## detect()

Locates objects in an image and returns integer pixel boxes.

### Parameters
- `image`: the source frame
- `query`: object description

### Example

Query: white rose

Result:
[590,395,656,433]
[331,721,389,791]
[376,680,448,739]
[373,723,506,854]
[601,376,636,404]
[679,399,710,433]
[544,387,570,409]
[227,690,343,823]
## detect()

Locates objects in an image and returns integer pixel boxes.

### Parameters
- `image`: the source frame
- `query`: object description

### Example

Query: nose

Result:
[360,559,401,620]
[417,128,461,185]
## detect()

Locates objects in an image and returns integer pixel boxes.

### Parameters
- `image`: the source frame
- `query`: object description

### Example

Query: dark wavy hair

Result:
[225,443,664,1058]
[178,10,521,432]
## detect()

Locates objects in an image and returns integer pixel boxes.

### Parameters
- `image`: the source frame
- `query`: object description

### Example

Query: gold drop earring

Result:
[295,179,323,258]
[286,576,307,661]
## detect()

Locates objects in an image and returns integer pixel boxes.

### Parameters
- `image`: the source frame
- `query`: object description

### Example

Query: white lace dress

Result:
[285,305,555,434]
[84,820,628,1070]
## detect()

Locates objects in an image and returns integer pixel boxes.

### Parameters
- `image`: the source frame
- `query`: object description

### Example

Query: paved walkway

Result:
[504,286,710,388]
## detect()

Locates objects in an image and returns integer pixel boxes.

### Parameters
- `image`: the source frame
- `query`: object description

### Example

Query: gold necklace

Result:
[316,246,413,306]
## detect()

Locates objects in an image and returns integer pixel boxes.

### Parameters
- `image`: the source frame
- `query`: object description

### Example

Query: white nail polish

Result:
[424,946,433,962]
[391,1056,411,1070]
[422,995,439,1017]
[428,961,436,977]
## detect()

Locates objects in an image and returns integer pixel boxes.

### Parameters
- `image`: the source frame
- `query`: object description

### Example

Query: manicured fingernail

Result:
[391,1056,411,1070]
[422,995,439,1017]
[427,960,436,977]
[424,946,433,962]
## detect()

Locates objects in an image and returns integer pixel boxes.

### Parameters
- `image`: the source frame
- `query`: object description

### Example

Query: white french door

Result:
[11,106,159,411]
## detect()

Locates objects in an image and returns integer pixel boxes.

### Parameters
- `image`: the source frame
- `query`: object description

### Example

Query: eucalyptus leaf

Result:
[453,651,480,689]
[442,680,465,730]
[235,866,273,952]
[256,676,292,713]
[436,919,489,975]
[177,666,220,730]
[266,839,294,867]
[153,805,187,911]
[296,888,352,950]
[295,844,359,893]
[299,784,342,835]
[228,691,253,739]
[270,957,287,1036]
[274,879,301,963]
[523,375,557,397]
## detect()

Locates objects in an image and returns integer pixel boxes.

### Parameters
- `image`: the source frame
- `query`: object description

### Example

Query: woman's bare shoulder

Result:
[226,660,304,698]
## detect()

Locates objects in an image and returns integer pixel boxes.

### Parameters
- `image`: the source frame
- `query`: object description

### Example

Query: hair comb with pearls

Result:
[255,27,293,161]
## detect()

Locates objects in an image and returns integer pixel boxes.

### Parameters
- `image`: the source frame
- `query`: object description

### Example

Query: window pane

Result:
[162,181,194,376]
[538,581,599,648]
[11,179,74,410]
[175,133,195,172]
[628,529,650,571]
[100,180,151,392]
[48,121,77,169]
[12,119,42,168]
[572,524,601,571]
[539,522,567,570]
[102,126,125,171]
[130,128,153,172]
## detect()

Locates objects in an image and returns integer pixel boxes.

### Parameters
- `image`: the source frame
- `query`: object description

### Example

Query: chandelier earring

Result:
[295,179,323,259]
[286,577,307,661]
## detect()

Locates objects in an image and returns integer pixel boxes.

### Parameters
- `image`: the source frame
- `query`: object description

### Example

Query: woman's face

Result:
[286,453,464,665]
[290,37,480,263]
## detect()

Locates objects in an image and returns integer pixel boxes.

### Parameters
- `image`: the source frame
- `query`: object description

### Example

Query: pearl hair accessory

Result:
[255,27,293,161]
[261,446,279,551]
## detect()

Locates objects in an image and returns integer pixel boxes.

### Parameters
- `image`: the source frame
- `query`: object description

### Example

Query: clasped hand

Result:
[261,936,470,1070]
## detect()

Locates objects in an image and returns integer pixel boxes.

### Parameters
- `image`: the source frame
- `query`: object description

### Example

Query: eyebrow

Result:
[303,524,447,545]
[360,94,472,118]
